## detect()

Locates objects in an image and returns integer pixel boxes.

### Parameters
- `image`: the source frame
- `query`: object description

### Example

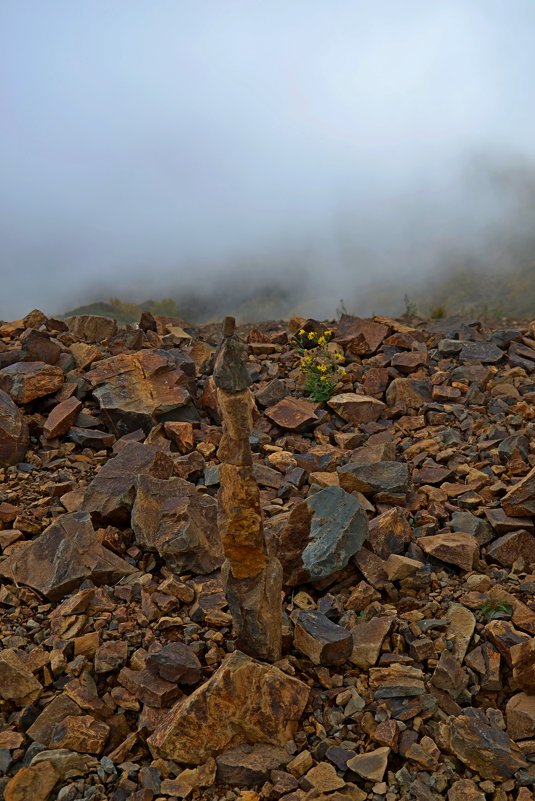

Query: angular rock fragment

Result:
[347,747,390,782]
[506,693,535,740]
[65,314,117,341]
[148,650,310,764]
[368,507,412,559]
[146,642,202,685]
[49,715,110,755]
[294,610,353,665]
[502,466,535,517]
[512,638,535,694]
[131,473,223,573]
[335,315,389,354]
[0,649,42,705]
[277,486,369,587]
[447,713,527,779]
[82,441,173,524]
[216,744,289,786]
[418,532,478,571]
[349,616,394,669]
[0,512,135,601]
[338,461,409,495]
[0,388,28,465]
[3,761,59,801]
[265,396,318,431]
[487,529,535,568]
[0,361,63,403]
[385,377,432,408]
[327,392,385,424]
[43,396,82,439]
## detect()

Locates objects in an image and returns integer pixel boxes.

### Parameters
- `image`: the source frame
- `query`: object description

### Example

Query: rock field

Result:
[1,307,535,801]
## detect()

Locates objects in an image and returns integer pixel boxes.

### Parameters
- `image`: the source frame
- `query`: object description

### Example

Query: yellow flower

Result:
[307,331,317,340]
[298,328,306,336]
[320,375,327,381]
[317,335,326,346]
[325,329,333,337]
[317,363,327,372]
[340,368,347,376]
[335,352,344,362]
[302,355,312,365]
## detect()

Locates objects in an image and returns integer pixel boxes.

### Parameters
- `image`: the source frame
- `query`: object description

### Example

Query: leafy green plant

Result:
[477,598,513,622]
[429,304,447,319]
[293,328,346,403]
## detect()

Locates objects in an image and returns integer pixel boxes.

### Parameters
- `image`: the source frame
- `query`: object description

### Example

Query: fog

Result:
[1,1,535,320]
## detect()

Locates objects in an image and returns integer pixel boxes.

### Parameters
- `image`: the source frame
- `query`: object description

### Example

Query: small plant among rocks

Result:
[477,597,513,622]
[293,328,346,402]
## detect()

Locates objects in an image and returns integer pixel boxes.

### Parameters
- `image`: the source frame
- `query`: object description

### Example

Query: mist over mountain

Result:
[1,1,535,320]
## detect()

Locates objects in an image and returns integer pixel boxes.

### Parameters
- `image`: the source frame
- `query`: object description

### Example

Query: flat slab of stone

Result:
[338,461,409,495]
[327,393,385,424]
[265,396,318,431]
[418,532,478,571]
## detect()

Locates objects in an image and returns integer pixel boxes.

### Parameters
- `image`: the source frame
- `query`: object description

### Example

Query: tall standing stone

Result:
[214,317,282,662]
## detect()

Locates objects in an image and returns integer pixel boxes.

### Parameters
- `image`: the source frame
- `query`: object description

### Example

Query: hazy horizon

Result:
[2,1,535,320]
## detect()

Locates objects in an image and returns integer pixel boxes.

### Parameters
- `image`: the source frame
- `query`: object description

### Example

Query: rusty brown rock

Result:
[0,648,43,705]
[49,714,110,755]
[0,511,135,601]
[506,693,535,740]
[0,361,64,403]
[82,441,173,524]
[487,529,535,568]
[0,388,28,465]
[65,314,118,342]
[349,616,394,669]
[87,350,192,435]
[327,393,386,424]
[265,396,318,431]
[335,315,389,354]
[27,694,83,745]
[218,463,267,579]
[131,473,223,574]
[418,532,478,571]
[294,610,353,666]
[147,650,310,765]
[512,638,535,694]
[4,761,59,801]
[447,713,527,779]
[385,377,432,408]
[502,465,535,517]
[163,421,195,453]
[368,507,413,559]
[43,396,82,439]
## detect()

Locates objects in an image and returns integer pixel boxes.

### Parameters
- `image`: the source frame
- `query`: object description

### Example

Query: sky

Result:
[1,1,535,319]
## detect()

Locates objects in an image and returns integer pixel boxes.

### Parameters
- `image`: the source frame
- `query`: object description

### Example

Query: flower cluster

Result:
[293,328,346,402]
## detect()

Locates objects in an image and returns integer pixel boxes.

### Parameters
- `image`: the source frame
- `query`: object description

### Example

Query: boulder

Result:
[447,713,527,780]
[277,485,368,586]
[43,396,82,439]
[148,650,310,764]
[0,649,43,705]
[64,315,118,342]
[4,761,59,801]
[0,389,28,465]
[334,315,389,354]
[0,512,135,601]
[368,507,413,558]
[0,361,63,403]
[506,692,535,740]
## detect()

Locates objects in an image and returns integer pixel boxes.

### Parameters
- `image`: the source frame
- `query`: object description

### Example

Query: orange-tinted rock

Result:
[43,396,83,439]
[335,315,389,354]
[218,464,267,579]
[418,532,478,571]
[512,639,535,694]
[0,511,135,601]
[368,507,412,559]
[87,350,192,435]
[49,714,110,755]
[506,693,535,740]
[163,421,195,453]
[0,361,63,403]
[447,713,527,779]
[65,315,118,342]
[502,466,535,517]
[20,328,61,364]
[4,761,59,801]
[148,650,310,765]
[385,377,432,408]
[265,397,318,431]
[327,393,385,424]
[0,389,28,465]
[0,648,43,705]
[487,529,535,568]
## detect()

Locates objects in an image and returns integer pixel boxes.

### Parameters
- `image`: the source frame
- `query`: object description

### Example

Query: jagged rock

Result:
[265,396,318,431]
[430,651,468,699]
[349,616,394,669]
[385,554,423,581]
[118,667,182,707]
[327,393,386,424]
[368,507,413,558]
[506,693,535,740]
[216,744,289,786]
[385,377,432,408]
[43,396,82,438]
[148,650,309,764]
[160,758,217,797]
[131,473,223,573]
[302,761,346,792]
[346,747,390,782]
[20,328,61,364]
[418,532,478,571]
[277,486,368,586]
[335,315,389,354]
[87,349,192,434]
[0,512,135,601]
[255,379,288,408]
[503,467,535,517]
[338,461,409,495]
[294,610,353,665]
[448,780,485,801]
[511,639,535,693]
[27,695,83,745]
[4,760,59,801]
[0,361,63,403]
[460,341,504,363]
[49,715,110,755]
[0,649,42,705]
[446,604,476,661]
[68,426,115,449]
[447,713,527,779]
[487,529,535,568]
[94,641,128,674]
[82,441,173,524]
[65,315,118,342]
[0,389,28,465]
[163,421,195,453]
[30,749,99,778]
[146,642,203,685]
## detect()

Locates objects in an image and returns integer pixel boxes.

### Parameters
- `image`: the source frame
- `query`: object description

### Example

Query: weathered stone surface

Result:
[278,486,369,587]
[385,377,432,408]
[503,467,535,517]
[218,463,267,579]
[294,610,353,666]
[448,780,485,801]
[265,396,318,431]
[447,713,527,779]
[0,388,28,465]
[43,396,82,439]
[216,744,288,786]
[431,651,468,699]
[27,694,83,745]
[161,758,217,797]
[446,604,476,661]
[338,461,409,495]
[302,761,346,793]
[68,426,115,449]
[255,379,288,408]
[82,441,174,524]
[511,638,535,694]
[94,641,128,674]
[327,393,386,424]
[460,341,504,363]
[349,616,394,669]
[506,693,535,740]
[0,511,135,600]
[131,473,223,574]
[163,421,195,453]
[148,650,310,764]
[0,361,63,403]
[118,667,182,708]
[49,714,110,755]
[146,642,202,685]
[368,507,412,559]
[346,747,390,782]
[4,760,59,801]
[20,328,61,364]
[418,532,478,571]
[487,529,535,568]
[87,350,192,434]
[65,314,118,342]
[384,554,423,581]
[29,749,98,778]
[0,649,42,705]
[335,315,389,354]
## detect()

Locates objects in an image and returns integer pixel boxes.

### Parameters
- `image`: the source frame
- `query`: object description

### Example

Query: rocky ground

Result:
[1,308,535,801]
